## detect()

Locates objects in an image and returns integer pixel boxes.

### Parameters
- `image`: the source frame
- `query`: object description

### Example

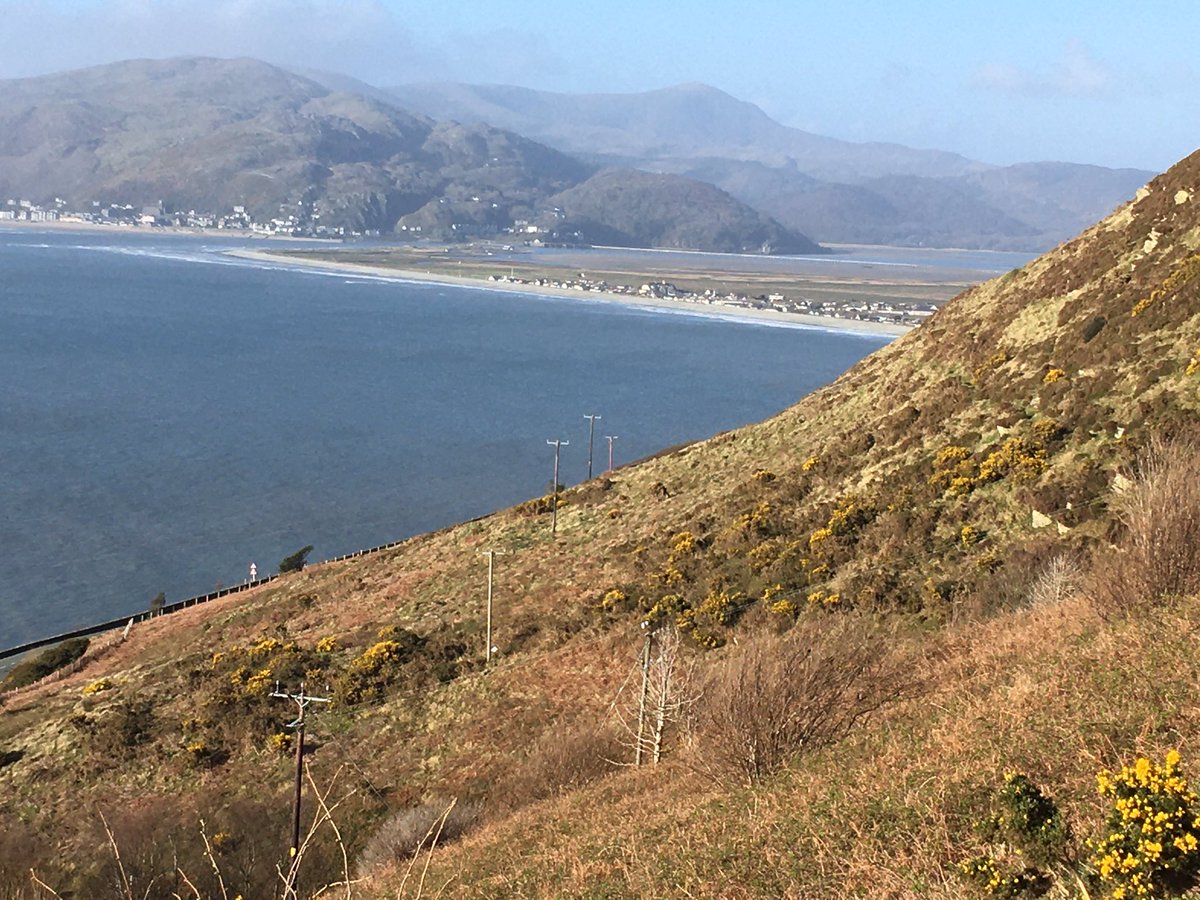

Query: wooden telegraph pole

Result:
[635,623,653,766]
[546,438,569,536]
[605,435,618,473]
[481,549,505,665]
[583,413,601,480]
[271,682,330,894]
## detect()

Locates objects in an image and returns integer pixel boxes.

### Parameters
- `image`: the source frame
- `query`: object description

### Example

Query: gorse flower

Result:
[1091,750,1200,899]
[1186,348,1200,377]
[315,635,338,653]
[81,678,113,696]
[958,854,1042,898]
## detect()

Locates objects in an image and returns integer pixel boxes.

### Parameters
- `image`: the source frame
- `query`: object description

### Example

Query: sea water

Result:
[0,229,895,647]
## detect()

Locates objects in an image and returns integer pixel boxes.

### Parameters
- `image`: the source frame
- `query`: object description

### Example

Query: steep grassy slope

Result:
[1,152,1198,897]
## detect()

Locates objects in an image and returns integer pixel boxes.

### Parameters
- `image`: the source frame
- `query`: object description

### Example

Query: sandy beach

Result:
[226,248,912,336]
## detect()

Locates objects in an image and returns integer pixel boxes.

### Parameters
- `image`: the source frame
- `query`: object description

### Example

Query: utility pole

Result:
[547,439,569,536]
[605,435,619,473]
[480,549,504,665]
[583,414,601,480]
[635,623,653,766]
[271,682,330,894]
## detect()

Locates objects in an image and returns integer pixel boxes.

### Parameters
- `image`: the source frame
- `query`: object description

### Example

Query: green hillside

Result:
[2,151,1199,899]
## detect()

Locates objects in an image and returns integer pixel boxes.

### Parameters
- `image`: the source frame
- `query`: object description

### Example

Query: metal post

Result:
[547,439,568,536]
[584,414,601,480]
[605,435,618,473]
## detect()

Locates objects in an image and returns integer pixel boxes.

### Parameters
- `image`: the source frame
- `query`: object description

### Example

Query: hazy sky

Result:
[1,0,1195,172]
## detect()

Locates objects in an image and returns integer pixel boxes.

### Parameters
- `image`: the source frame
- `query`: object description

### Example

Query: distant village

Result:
[1,198,574,240]
[3,198,936,327]
[486,273,935,328]
[0,197,347,237]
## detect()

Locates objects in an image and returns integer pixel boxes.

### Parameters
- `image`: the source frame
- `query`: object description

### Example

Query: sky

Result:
[0,0,1195,172]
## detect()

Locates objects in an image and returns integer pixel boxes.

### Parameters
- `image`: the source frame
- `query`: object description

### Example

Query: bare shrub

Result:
[73,801,191,900]
[1089,437,1200,615]
[355,800,481,877]
[615,625,698,766]
[0,820,46,899]
[488,722,622,815]
[688,618,902,785]
[1029,554,1083,608]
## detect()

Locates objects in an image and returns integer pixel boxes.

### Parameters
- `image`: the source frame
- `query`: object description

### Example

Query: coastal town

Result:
[0,197,346,237]
[486,272,935,328]
[4,197,940,329]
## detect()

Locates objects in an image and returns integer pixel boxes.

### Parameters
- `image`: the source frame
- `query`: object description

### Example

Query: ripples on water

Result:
[0,230,896,646]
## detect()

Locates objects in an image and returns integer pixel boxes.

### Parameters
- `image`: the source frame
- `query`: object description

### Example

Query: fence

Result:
[0,536,413,663]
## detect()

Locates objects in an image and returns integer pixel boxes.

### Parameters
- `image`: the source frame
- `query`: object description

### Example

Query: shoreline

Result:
[226,248,912,337]
[0,218,330,244]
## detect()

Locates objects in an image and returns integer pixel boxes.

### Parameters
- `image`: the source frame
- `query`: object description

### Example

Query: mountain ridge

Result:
[385,79,1154,250]
[0,57,819,254]
[2,132,1198,894]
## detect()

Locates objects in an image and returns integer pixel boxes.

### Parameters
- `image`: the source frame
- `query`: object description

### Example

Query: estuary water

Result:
[0,229,896,647]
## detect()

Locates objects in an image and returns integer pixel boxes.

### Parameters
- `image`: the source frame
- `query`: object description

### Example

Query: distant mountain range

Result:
[383,81,1156,250]
[0,58,820,254]
[0,58,1157,253]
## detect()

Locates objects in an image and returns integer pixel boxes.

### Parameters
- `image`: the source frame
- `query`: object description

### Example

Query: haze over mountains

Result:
[0,56,1156,253]
[0,57,818,254]
[384,81,1155,250]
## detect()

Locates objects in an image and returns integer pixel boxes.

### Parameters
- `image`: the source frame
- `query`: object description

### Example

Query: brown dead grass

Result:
[376,587,1200,898]
[1090,435,1200,615]
[8,153,1200,896]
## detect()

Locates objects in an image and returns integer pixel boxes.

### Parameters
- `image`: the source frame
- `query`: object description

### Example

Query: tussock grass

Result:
[1090,436,1200,615]
[382,590,1200,898]
[7,152,1200,896]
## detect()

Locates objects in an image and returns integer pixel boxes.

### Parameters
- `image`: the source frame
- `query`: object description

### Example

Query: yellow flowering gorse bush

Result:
[1186,348,1200,377]
[959,855,1040,898]
[81,678,113,696]
[1131,253,1200,318]
[1091,750,1200,899]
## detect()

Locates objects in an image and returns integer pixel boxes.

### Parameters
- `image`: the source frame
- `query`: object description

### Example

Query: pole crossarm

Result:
[271,682,331,891]
[271,683,331,724]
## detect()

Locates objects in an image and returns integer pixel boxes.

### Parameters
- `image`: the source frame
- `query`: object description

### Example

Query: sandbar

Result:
[226,249,912,337]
